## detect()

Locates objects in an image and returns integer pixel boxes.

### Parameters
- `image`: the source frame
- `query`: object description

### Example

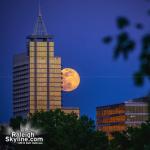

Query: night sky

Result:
[0,0,150,123]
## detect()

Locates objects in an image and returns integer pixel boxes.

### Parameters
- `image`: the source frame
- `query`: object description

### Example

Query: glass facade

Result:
[96,98,150,139]
[96,104,126,138]
[125,101,150,127]
[29,41,62,113]
[13,10,80,118]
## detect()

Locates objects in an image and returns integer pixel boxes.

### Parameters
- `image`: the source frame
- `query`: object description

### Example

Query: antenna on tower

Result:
[33,0,48,36]
[38,0,42,16]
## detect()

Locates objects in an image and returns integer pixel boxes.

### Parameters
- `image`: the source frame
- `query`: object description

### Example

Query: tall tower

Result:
[13,3,80,117]
[27,6,62,114]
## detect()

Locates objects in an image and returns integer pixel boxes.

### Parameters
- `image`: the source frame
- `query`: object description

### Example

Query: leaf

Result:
[135,23,144,30]
[113,32,135,59]
[102,36,113,44]
[134,72,144,86]
[117,17,130,29]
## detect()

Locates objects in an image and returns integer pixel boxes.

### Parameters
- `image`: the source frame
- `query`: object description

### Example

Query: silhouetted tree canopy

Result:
[1,109,108,150]
[1,112,150,149]
[109,121,150,150]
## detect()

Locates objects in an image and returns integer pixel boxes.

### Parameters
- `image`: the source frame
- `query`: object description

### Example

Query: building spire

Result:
[33,0,48,36]
[38,0,42,17]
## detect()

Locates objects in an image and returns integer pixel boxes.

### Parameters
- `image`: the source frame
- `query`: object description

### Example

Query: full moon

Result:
[62,68,80,92]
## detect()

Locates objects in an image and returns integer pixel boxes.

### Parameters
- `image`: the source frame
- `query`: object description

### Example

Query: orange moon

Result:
[62,68,80,92]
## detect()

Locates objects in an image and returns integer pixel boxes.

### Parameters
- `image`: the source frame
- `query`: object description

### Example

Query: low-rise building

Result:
[96,97,150,137]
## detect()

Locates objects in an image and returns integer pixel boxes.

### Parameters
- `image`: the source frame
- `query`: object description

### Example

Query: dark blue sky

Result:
[0,0,150,123]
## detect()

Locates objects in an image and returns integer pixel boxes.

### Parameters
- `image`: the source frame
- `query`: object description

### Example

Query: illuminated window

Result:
[36,64,47,69]
[49,96,61,101]
[50,74,61,78]
[30,86,34,92]
[50,87,61,91]
[37,91,47,96]
[36,68,47,73]
[50,92,61,96]
[37,82,47,86]
[37,47,47,52]
[49,47,54,51]
[49,58,61,64]
[30,78,35,82]
[37,73,47,78]
[37,52,47,57]
[49,42,54,47]
[50,69,61,74]
[37,78,47,83]
[30,42,35,47]
[30,82,34,87]
[30,101,35,105]
[50,78,62,82]
[49,52,54,57]
[50,64,61,69]
[37,57,47,63]
[30,63,34,69]
[30,57,34,63]
[37,86,47,92]
[30,51,34,57]
[49,82,62,86]
[50,101,61,106]
[30,105,35,109]
[37,42,47,47]
[37,96,47,100]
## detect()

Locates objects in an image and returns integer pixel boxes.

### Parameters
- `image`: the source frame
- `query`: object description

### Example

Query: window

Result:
[30,57,34,63]
[37,86,47,91]
[36,64,47,69]
[49,82,62,86]
[49,47,54,51]
[49,52,54,57]
[37,78,47,83]
[37,46,47,51]
[37,57,47,63]
[30,63,34,69]
[49,42,54,47]
[50,69,61,74]
[50,64,61,69]
[37,42,47,47]
[37,73,47,78]
[37,96,47,100]
[30,51,34,56]
[37,82,47,86]
[50,101,61,106]
[30,105,35,109]
[30,42,35,47]
[50,92,61,96]
[37,91,47,96]
[36,68,47,73]
[30,101,35,105]
[49,96,61,101]
[50,74,61,78]
[50,87,61,91]
[50,77,62,82]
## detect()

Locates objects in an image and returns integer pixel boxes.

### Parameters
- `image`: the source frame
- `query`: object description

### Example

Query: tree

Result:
[109,121,150,150]
[102,1,150,87]
[7,109,108,150]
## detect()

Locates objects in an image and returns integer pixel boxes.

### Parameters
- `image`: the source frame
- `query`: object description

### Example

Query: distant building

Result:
[96,97,150,137]
[13,53,29,116]
[62,107,80,117]
[13,5,79,117]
